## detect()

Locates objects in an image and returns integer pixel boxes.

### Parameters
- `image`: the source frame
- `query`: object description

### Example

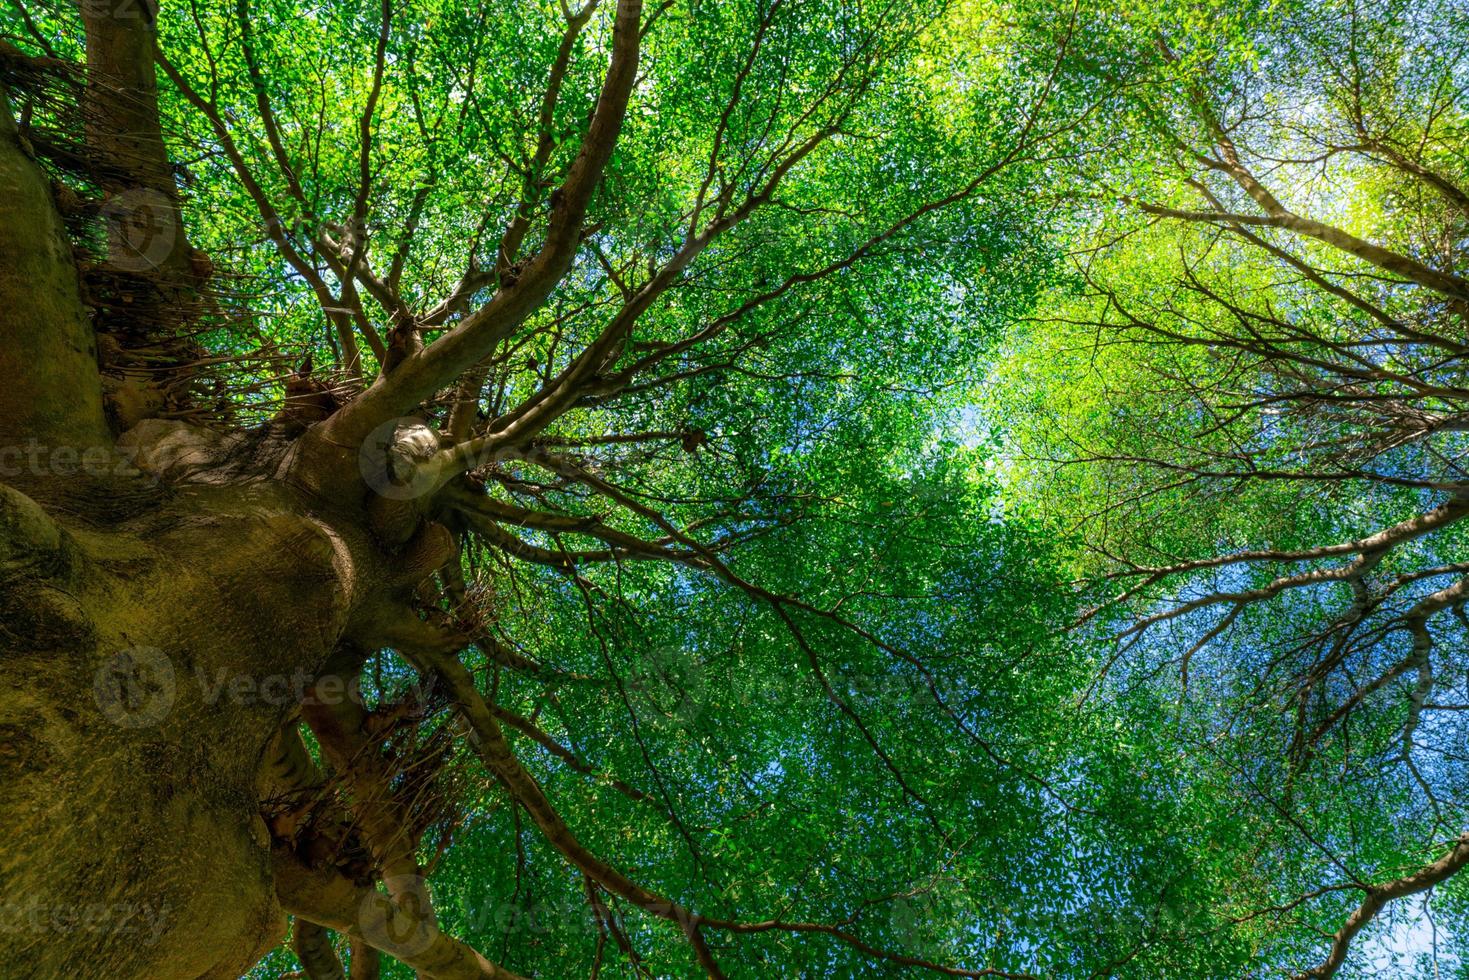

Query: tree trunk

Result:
[0,74,402,978]
[0,77,110,451]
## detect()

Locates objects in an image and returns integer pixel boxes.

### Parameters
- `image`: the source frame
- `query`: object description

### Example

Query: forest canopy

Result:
[0,0,1467,976]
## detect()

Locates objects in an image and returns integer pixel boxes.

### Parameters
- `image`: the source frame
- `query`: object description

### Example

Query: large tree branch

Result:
[1128,199,1469,303]
[1297,833,1469,979]
[80,0,193,278]
[293,920,347,980]
[274,844,527,980]
[290,682,526,980]
[306,0,645,455]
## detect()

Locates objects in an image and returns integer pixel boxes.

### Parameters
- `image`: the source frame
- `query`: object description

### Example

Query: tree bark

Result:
[0,89,392,973]
[79,0,193,278]
[0,82,110,452]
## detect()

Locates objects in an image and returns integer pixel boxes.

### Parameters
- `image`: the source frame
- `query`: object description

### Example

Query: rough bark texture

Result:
[0,69,410,977]
[0,472,344,978]
[0,79,110,451]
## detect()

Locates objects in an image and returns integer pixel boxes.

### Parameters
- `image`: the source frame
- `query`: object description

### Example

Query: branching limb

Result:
[293,920,347,980]
[415,647,1039,979]
[1296,834,1469,979]
[309,0,646,450]
[294,671,522,980]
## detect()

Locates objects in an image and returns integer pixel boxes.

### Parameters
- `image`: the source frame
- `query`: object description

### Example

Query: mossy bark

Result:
[0,77,376,978]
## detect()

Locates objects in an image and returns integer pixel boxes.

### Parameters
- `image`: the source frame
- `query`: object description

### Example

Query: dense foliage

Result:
[5,0,1468,975]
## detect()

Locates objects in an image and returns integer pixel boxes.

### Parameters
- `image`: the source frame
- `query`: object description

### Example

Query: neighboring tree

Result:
[991,0,1469,974]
